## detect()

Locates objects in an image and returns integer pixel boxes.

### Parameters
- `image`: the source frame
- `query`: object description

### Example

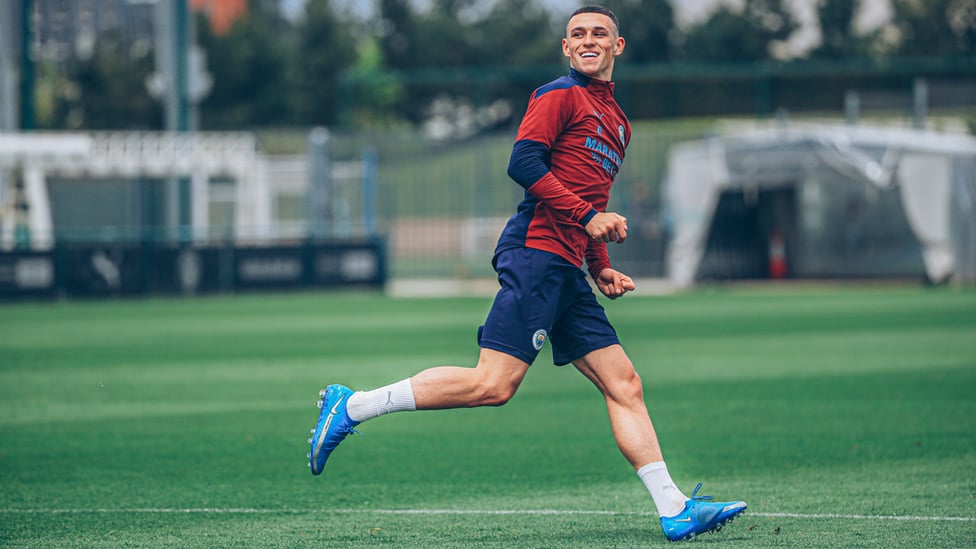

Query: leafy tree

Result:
[376,0,417,70]
[197,8,293,128]
[678,0,799,62]
[412,7,475,67]
[811,0,871,58]
[377,0,560,70]
[51,32,160,130]
[465,0,561,67]
[374,0,560,127]
[293,0,359,126]
[887,0,975,56]
[601,0,675,63]
[340,36,406,128]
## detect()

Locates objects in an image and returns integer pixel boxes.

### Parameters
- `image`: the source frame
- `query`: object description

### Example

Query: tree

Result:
[374,0,560,128]
[293,0,359,126]
[602,0,675,63]
[51,32,160,130]
[811,0,870,58]
[678,0,800,62]
[887,0,975,56]
[376,0,417,71]
[197,8,294,128]
[339,35,405,128]
[465,0,561,67]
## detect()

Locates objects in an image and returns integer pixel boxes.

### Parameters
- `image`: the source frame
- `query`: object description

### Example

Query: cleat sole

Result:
[667,511,746,542]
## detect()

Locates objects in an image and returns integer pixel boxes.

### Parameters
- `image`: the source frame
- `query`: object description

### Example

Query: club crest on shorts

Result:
[532,329,548,351]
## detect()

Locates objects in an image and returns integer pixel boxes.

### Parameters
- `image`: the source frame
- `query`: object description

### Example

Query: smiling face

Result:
[562,11,625,81]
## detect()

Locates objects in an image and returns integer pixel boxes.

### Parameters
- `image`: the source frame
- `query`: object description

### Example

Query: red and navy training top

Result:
[495,68,631,280]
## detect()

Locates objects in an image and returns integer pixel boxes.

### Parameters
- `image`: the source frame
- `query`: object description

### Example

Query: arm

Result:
[509,149,629,242]
[585,238,611,281]
[587,236,634,299]
[508,141,598,226]
[507,87,600,227]
[507,87,629,242]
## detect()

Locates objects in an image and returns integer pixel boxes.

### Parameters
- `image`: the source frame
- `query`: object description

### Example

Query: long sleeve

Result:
[585,238,611,280]
[506,85,598,227]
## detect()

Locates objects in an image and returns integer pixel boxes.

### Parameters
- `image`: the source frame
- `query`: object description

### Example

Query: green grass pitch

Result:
[1,285,974,547]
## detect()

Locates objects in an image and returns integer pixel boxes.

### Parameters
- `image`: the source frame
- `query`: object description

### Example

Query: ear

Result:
[615,37,626,57]
[562,38,571,58]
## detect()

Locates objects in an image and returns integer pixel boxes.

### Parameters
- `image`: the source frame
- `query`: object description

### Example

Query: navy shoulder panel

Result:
[533,74,584,100]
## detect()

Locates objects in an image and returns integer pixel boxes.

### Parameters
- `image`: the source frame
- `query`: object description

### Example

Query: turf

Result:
[1,285,974,547]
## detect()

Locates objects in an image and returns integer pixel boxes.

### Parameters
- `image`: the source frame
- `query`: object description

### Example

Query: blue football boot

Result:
[308,384,360,476]
[660,483,747,542]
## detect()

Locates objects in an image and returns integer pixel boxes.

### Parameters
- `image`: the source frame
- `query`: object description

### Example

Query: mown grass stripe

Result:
[2,508,972,522]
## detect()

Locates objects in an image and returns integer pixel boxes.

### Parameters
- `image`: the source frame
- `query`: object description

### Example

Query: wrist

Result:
[579,208,599,228]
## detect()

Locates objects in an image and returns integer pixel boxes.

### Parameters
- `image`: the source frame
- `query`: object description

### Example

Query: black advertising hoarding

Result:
[61,244,147,297]
[152,246,226,295]
[310,241,386,287]
[234,240,386,291]
[0,239,386,300]
[233,246,306,290]
[0,252,57,298]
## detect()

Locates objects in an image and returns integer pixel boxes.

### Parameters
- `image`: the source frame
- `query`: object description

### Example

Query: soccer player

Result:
[308,5,746,542]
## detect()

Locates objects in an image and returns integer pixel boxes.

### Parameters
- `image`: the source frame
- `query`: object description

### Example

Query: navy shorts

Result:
[478,247,620,366]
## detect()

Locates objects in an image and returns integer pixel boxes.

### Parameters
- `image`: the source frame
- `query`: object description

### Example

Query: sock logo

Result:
[532,329,548,351]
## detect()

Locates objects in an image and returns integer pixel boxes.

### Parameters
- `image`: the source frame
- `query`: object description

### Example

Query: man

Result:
[308,6,746,542]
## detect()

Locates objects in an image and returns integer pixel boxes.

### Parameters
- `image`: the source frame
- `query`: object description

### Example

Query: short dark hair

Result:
[570,6,619,34]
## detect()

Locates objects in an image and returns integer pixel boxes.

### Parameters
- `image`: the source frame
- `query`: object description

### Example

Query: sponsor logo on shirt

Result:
[584,136,622,177]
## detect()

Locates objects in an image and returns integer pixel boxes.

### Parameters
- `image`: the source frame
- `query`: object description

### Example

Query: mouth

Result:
[580,51,599,59]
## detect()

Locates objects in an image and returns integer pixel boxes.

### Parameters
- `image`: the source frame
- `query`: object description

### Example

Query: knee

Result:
[612,368,645,405]
[472,375,519,407]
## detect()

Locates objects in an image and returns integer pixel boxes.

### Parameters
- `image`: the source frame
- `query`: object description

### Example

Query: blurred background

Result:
[0,0,974,299]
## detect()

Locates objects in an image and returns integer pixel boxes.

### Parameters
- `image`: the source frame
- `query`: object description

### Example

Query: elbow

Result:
[506,159,520,184]
[508,164,541,191]
[508,140,550,189]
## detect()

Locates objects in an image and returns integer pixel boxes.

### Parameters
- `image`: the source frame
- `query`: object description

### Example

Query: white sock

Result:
[638,461,689,518]
[345,378,417,423]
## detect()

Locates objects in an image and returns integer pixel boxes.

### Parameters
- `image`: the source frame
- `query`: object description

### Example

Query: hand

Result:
[595,268,636,299]
[585,212,628,244]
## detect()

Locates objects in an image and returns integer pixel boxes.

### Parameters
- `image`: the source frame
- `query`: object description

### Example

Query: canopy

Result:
[663,123,976,286]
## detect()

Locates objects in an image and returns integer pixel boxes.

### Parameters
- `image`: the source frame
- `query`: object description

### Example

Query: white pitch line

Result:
[750,512,975,522]
[0,508,973,522]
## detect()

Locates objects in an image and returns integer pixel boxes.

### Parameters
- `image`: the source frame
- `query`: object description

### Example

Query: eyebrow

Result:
[569,25,612,34]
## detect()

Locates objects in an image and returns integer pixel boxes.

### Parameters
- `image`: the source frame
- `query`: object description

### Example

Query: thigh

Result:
[478,248,567,365]
[549,275,620,366]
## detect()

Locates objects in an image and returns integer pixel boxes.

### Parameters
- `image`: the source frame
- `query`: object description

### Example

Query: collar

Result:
[569,68,615,99]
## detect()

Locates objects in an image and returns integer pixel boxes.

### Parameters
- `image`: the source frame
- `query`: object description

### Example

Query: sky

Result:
[280,0,894,57]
